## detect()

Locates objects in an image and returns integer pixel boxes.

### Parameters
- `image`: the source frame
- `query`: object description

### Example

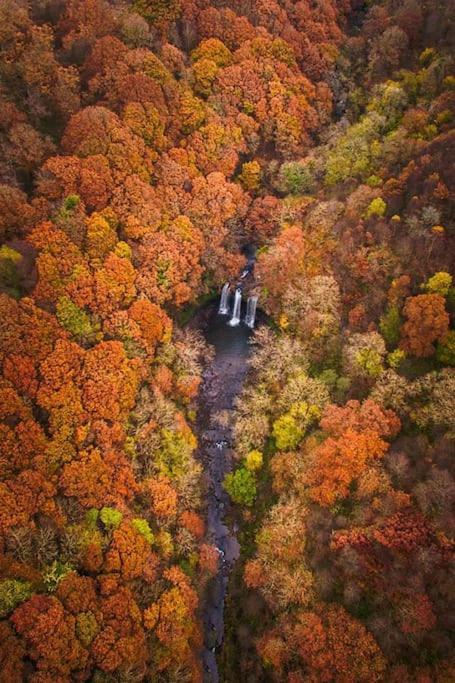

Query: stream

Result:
[192,302,253,682]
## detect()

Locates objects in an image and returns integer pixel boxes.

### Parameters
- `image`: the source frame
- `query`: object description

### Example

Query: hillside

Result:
[0,1,453,682]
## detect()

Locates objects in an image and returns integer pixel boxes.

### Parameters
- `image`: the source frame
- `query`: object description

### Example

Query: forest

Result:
[0,0,453,681]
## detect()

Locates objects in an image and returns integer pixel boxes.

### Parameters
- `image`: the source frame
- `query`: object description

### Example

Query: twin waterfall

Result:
[219,284,258,329]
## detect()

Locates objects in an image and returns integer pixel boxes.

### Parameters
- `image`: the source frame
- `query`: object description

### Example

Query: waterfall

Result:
[228,289,242,326]
[218,282,230,315]
[245,296,258,329]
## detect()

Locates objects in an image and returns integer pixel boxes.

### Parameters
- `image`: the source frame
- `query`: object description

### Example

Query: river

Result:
[191,302,253,682]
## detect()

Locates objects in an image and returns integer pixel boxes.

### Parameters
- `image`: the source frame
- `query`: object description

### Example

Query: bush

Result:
[156,428,196,479]
[85,508,99,529]
[63,194,80,211]
[272,413,303,450]
[356,347,384,377]
[223,468,257,506]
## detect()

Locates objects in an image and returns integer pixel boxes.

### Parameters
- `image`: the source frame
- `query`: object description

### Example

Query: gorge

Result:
[0,1,453,682]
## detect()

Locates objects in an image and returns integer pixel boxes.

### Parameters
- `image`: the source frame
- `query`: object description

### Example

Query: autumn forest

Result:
[0,0,454,681]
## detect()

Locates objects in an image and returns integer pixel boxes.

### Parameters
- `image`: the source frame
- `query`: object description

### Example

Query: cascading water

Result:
[244,295,258,329]
[218,282,231,315]
[228,289,242,326]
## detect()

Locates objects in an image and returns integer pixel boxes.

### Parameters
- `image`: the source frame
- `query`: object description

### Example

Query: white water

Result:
[245,295,258,329]
[228,289,242,326]
[218,282,231,315]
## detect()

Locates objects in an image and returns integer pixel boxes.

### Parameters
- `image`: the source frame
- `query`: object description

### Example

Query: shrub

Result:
[356,347,384,377]
[0,245,22,296]
[63,194,80,211]
[388,349,406,369]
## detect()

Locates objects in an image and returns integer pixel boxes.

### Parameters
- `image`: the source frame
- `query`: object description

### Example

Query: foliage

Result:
[0,580,33,618]
[99,507,123,530]
[400,294,449,357]
[423,271,452,296]
[0,0,453,680]
[245,450,263,472]
[379,305,401,347]
[436,330,455,366]
[278,161,315,194]
[364,196,387,219]
[132,518,154,545]
[56,296,97,342]
[223,468,256,507]
[272,403,320,451]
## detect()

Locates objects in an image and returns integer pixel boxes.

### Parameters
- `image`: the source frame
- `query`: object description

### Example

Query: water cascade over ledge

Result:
[245,295,258,328]
[228,288,242,327]
[218,282,230,314]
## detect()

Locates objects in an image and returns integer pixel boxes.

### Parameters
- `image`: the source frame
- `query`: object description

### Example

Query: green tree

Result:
[100,507,123,530]
[132,518,154,544]
[56,296,97,343]
[436,330,455,366]
[364,197,387,219]
[278,161,315,194]
[223,468,257,506]
[423,272,452,297]
[356,347,384,378]
[379,305,401,347]
[0,579,32,618]
[155,428,196,479]
[0,245,22,298]
[272,403,320,451]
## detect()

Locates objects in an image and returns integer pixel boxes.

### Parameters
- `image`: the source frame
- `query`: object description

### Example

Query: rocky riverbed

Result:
[190,303,253,682]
